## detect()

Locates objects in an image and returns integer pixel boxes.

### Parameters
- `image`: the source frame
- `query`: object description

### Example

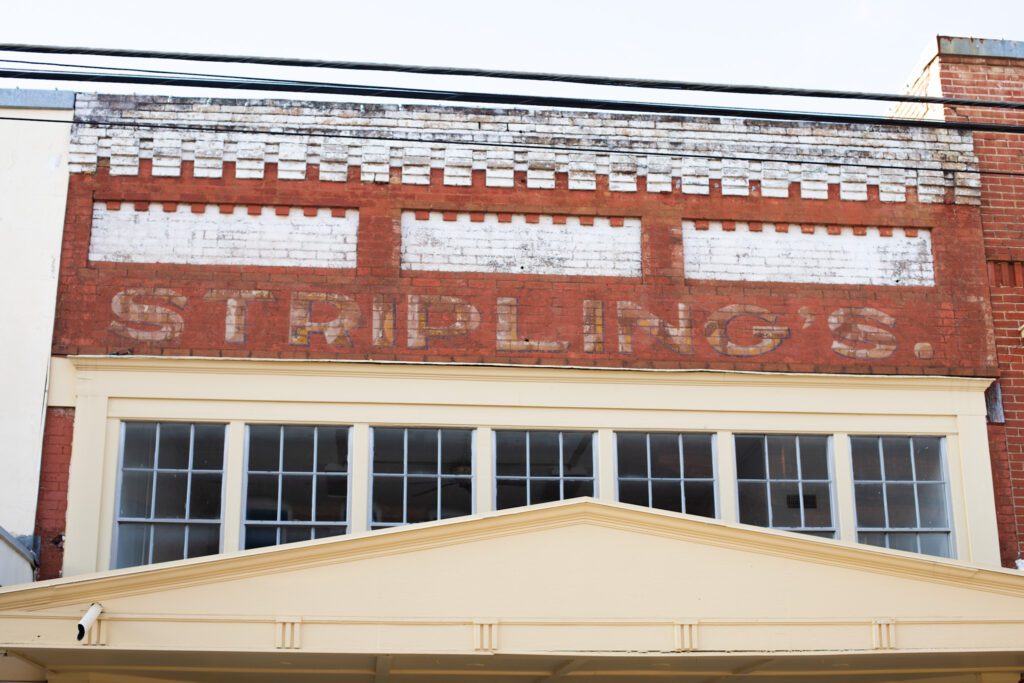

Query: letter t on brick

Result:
[204,290,276,343]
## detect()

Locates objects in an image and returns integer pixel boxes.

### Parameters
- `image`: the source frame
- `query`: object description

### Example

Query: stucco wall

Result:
[0,91,73,538]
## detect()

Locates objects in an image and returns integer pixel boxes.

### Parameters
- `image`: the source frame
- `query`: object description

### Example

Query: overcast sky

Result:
[2,0,1023,115]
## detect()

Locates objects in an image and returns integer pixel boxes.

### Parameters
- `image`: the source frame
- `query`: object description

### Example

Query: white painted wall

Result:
[0,90,74,539]
[682,221,935,286]
[90,203,359,268]
[401,211,641,276]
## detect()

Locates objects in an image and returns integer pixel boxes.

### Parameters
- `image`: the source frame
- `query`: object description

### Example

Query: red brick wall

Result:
[53,162,994,376]
[938,52,1024,566]
[34,407,74,580]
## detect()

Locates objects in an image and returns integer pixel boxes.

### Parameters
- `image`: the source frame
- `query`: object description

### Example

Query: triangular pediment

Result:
[2,499,1024,667]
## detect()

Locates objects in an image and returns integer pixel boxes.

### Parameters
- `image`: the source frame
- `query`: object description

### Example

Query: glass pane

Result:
[373,428,405,474]
[192,424,225,470]
[189,473,222,520]
[151,524,186,563]
[158,423,192,469]
[530,432,560,477]
[562,479,593,499]
[531,478,561,504]
[886,483,918,527]
[123,423,157,468]
[116,523,150,568]
[684,481,716,518]
[651,480,682,513]
[282,426,315,472]
[919,533,951,558]
[913,437,943,481]
[618,479,649,507]
[187,524,219,558]
[315,475,347,522]
[372,476,404,523]
[406,477,439,523]
[888,532,918,553]
[649,433,680,478]
[859,531,886,548]
[441,429,473,476]
[769,481,802,528]
[119,470,154,518]
[440,477,473,519]
[735,436,766,479]
[738,482,769,526]
[281,475,313,521]
[315,526,346,539]
[799,436,829,480]
[317,427,348,473]
[851,437,881,480]
[246,473,279,521]
[767,436,798,479]
[154,472,188,518]
[248,425,281,471]
[801,482,832,528]
[799,530,835,539]
[917,483,949,528]
[682,435,714,478]
[496,479,527,509]
[616,433,648,478]
[407,429,439,475]
[883,437,914,480]
[282,526,313,544]
[854,483,885,528]
[245,525,277,550]
[495,431,527,476]
[562,432,594,477]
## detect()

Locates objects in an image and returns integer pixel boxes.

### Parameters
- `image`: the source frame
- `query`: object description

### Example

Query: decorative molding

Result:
[274,618,302,650]
[69,94,982,205]
[473,620,498,652]
[59,355,994,394]
[2,499,1022,613]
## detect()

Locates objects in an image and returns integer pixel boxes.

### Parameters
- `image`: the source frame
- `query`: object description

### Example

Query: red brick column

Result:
[34,407,74,580]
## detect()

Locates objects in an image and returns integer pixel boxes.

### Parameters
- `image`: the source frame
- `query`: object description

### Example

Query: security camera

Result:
[76,603,103,642]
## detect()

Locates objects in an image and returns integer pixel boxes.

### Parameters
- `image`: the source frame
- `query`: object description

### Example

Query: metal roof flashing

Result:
[938,35,1024,60]
[0,88,74,110]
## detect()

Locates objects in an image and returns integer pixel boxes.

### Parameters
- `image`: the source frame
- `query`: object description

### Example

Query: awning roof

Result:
[2,499,1023,681]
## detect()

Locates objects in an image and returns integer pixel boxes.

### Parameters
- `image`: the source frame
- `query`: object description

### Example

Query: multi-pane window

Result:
[244,425,350,549]
[115,422,225,569]
[735,434,834,537]
[616,432,716,518]
[851,436,951,558]
[495,431,595,509]
[371,428,473,529]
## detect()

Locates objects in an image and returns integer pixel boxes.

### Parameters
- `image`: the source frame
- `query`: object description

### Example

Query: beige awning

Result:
[2,499,1023,682]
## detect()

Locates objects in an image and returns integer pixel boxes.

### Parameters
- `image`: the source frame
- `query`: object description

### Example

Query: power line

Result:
[2,42,1023,112]
[5,112,1014,179]
[3,66,1024,136]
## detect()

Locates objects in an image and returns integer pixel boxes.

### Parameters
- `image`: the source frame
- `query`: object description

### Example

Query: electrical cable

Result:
[2,66,1024,136]
[2,42,1023,111]
[4,112,1016,178]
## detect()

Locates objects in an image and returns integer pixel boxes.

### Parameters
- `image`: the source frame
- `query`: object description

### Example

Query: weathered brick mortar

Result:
[70,94,982,204]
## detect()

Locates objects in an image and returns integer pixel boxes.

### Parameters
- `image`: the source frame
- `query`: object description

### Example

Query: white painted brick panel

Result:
[69,94,981,203]
[683,222,934,286]
[401,211,641,277]
[89,203,358,268]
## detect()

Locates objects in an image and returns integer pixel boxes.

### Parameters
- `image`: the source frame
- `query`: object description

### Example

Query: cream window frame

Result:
[49,356,1001,576]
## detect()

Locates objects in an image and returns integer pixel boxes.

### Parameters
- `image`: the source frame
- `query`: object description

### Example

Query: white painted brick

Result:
[69,95,981,203]
[401,212,641,277]
[683,221,934,286]
[90,204,358,268]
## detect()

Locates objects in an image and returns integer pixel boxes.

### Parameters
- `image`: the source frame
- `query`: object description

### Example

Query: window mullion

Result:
[763,436,773,528]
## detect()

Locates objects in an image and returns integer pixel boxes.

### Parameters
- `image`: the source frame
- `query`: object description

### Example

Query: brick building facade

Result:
[3,35,1024,682]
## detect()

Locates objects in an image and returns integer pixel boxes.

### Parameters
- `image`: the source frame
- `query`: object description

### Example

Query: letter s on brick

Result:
[109,288,187,342]
[828,307,897,360]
